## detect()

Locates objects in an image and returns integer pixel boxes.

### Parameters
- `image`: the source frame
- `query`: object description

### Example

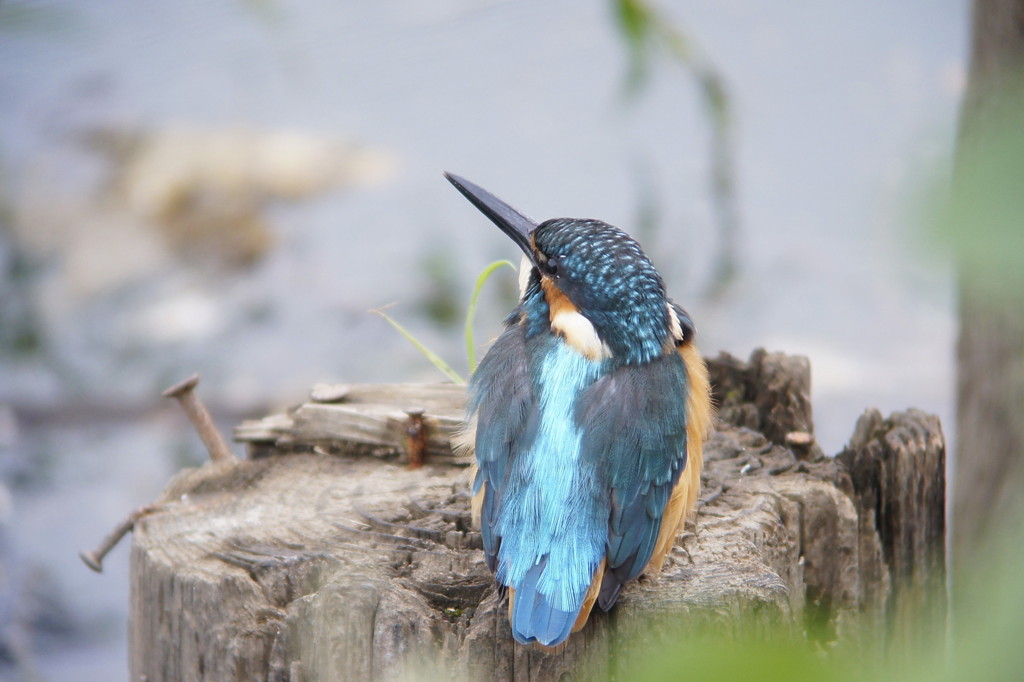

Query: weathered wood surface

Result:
[235,382,469,465]
[130,350,946,681]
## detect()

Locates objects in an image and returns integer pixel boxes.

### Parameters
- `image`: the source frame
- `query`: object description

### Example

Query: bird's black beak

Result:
[445,172,540,267]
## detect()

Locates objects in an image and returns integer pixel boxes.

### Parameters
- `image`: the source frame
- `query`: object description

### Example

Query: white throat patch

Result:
[551,309,613,361]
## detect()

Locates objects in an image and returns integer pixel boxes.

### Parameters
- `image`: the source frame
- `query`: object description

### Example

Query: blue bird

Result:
[446,173,712,647]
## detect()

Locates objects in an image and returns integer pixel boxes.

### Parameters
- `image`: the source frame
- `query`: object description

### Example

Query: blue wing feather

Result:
[468,314,536,569]
[470,320,612,646]
[575,352,689,611]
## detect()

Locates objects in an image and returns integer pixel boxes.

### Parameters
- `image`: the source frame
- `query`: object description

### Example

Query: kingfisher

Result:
[446,173,712,647]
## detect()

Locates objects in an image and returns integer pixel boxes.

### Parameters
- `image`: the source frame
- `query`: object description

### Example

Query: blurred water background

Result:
[0,1,965,679]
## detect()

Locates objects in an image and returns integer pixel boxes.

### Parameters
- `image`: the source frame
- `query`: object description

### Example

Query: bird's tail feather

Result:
[508,558,606,646]
[509,561,578,647]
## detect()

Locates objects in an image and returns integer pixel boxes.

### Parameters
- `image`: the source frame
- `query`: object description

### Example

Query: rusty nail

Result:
[163,373,236,463]
[80,504,158,573]
[405,408,427,469]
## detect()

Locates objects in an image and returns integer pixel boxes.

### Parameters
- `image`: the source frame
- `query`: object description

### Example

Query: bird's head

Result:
[446,173,674,364]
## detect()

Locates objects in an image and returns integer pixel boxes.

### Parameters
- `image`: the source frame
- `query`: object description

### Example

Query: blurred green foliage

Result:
[0,161,43,357]
[0,1,77,35]
[611,0,738,299]
[622,633,851,682]
[566,541,1024,682]
[419,248,464,328]
[613,0,727,120]
[940,87,1024,301]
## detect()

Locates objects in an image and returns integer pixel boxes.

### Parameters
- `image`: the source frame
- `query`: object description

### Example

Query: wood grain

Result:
[130,350,945,681]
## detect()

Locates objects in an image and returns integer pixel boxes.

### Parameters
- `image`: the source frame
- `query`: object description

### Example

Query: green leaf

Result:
[372,306,465,384]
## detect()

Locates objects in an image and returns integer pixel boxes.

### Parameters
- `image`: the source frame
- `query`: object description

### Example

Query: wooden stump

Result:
[128,350,946,681]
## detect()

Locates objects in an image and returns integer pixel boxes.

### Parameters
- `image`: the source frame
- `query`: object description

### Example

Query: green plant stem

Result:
[464,259,516,373]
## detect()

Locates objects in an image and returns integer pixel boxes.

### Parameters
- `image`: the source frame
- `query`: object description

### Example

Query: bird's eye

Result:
[544,256,560,277]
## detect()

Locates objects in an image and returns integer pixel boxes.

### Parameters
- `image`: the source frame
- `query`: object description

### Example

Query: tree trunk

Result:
[952,0,1024,587]
[128,350,945,681]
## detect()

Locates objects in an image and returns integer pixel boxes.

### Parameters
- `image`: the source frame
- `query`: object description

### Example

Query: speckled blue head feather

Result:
[531,218,671,364]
